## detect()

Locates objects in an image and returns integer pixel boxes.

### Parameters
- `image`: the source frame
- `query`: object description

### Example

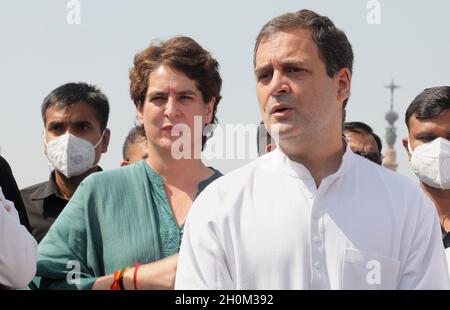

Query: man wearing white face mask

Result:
[21,82,110,243]
[402,86,450,273]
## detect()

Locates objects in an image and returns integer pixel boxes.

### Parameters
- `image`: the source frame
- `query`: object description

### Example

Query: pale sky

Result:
[1,0,449,188]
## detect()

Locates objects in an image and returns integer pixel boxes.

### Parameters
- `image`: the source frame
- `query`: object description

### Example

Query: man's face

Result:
[44,102,110,164]
[344,130,382,164]
[403,109,450,157]
[122,140,148,166]
[254,28,350,145]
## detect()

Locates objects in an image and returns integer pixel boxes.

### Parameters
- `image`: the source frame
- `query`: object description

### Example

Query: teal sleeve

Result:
[37,180,99,290]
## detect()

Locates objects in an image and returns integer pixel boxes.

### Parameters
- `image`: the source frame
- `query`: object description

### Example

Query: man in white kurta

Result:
[175,9,450,290]
[176,147,449,289]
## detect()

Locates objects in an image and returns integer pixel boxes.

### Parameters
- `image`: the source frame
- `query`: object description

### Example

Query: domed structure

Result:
[385,110,398,125]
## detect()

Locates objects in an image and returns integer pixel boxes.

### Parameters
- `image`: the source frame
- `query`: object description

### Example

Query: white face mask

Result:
[408,137,450,190]
[45,131,105,178]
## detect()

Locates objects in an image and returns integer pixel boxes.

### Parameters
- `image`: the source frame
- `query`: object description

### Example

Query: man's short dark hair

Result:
[344,121,382,153]
[254,9,354,108]
[405,86,450,130]
[41,82,110,132]
[122,127,147,161]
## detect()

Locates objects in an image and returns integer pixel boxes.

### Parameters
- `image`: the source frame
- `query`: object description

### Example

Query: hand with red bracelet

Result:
[93,254,178,290]
[122,254,178,290]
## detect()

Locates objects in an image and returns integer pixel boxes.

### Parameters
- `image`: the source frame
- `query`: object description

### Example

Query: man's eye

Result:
[179,96,193,102]
[420,136,436,143]
[151,96,166,104]
[49,125,62,132]
[78,124,90,131]
[257,72,271,82]
[287,67,303,73]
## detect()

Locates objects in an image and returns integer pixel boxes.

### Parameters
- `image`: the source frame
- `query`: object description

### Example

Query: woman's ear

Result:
[136,104,144,126]
[204,97,216,124]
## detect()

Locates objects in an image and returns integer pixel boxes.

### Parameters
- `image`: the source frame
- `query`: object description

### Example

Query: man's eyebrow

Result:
[415,131,436,138]
[255,60,309,74]
[282,59,307,66]
[254,64,272,75]
[47,121,63,128]
[72,120,93,126]
[176,90,197,96]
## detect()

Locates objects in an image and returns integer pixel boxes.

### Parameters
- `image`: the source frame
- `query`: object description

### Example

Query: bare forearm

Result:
[91,255,178,290]
[91,274,115,290]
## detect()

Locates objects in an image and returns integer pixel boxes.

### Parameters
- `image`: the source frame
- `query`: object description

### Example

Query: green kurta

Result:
[36,160,222,290]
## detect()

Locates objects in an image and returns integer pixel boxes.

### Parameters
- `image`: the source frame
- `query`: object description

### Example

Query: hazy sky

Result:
[1,0,449,188]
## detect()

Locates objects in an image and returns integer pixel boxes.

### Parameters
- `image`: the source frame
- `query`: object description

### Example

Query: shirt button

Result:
[314,262,322,270]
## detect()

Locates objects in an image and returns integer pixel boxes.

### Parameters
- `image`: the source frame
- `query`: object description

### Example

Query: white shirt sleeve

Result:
[0,187,37,288]
[175,186,234,290]
[398,192,450,289]
[446,248,450,278]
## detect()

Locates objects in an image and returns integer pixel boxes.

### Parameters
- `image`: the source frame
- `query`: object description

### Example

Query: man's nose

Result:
[270,71,290,96]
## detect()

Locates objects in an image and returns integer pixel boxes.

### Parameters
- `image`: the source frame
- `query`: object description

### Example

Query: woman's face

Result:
[138,65,215,157]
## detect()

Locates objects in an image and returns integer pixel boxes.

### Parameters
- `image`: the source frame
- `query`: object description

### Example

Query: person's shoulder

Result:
[194,152,278,206]
[20,180,50,195]
[205,155,267,192]
[350,155,432,213]
[351,154,417,189]
[82,161,146,187]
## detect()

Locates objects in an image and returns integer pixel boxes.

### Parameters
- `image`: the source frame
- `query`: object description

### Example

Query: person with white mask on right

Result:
[21,83,111,243]
[402,86,450,274]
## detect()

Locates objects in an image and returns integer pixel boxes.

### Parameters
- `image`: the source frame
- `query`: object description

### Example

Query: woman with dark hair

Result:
[37,36,223,290]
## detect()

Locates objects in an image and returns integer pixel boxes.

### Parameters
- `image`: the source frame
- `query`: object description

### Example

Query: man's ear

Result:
[101,128,111,153]
[43,130,48,156]
[401,137,412,161]
[336,68,351,104]
[266,143,276,153]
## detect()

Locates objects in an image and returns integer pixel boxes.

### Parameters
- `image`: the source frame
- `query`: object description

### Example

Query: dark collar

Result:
[443,229,450,249]
[31,167,103,200]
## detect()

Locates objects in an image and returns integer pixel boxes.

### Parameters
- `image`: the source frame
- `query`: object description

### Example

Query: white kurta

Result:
[176,146,450,289]
[0,187,37,288]
[446,248,450,277]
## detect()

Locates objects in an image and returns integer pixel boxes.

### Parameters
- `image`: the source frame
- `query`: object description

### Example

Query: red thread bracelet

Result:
[133,262,140,290]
